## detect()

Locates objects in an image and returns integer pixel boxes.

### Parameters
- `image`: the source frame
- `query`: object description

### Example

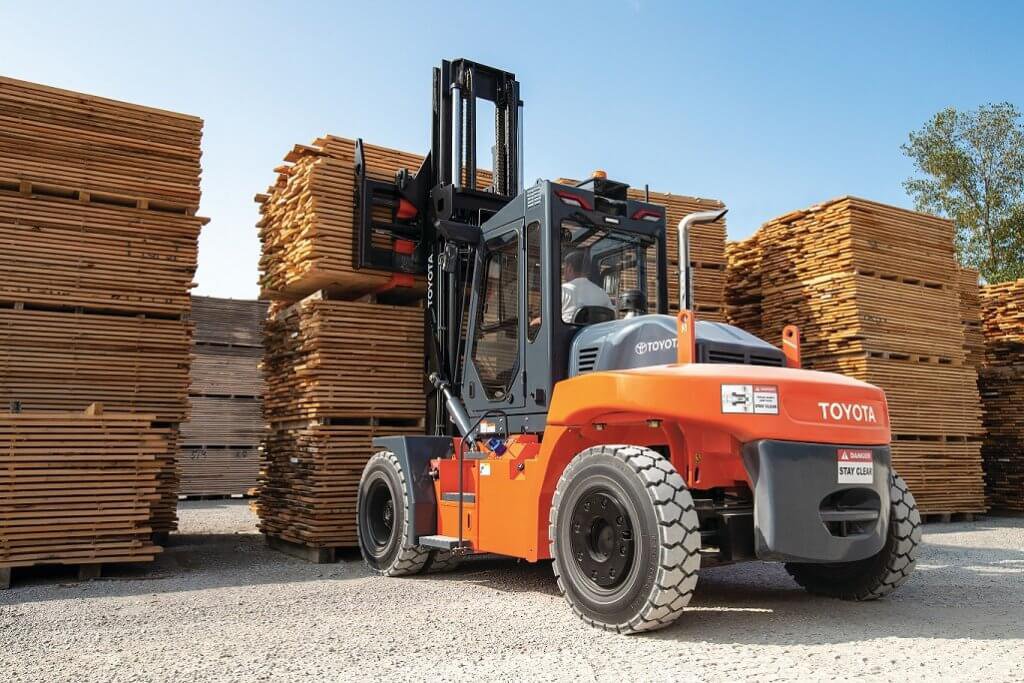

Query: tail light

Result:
[554,189,592,211]
[632,209,662,222]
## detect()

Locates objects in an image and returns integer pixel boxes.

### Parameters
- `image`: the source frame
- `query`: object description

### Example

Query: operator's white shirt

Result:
[561,277,614,323]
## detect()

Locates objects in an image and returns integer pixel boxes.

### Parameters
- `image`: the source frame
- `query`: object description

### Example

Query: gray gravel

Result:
[2,501,1022,682]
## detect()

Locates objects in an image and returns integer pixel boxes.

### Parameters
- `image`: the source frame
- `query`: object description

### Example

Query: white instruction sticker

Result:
[721,384,753,413]
[753,385,779,415]
[837,449,874,484]
[479,463,491,476]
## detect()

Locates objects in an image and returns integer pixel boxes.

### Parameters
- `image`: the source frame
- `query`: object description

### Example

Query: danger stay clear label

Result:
[752,385,779,415]
[837,449,874,484]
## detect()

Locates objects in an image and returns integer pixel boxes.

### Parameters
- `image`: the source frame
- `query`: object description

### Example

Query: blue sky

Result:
[2,1,1022,298]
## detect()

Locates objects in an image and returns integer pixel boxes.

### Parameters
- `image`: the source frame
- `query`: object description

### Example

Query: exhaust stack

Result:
[678,208,728,311]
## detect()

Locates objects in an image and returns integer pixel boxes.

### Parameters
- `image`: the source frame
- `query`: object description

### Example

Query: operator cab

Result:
[459,176,669,434]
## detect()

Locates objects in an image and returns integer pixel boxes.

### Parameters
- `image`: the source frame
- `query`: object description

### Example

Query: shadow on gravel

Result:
[0,531,373,606]
[414,534,1024,646]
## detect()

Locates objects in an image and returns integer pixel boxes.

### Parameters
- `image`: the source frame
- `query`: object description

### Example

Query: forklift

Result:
[353,59,922,633]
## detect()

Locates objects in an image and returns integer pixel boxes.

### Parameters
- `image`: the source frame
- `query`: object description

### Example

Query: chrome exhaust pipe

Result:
[678,208,728,311]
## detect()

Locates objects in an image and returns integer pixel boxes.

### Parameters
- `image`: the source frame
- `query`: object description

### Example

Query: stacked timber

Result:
[727,197,985,514]
[978,279,1024,511]
[257,135,433,553]
[178,297,267,497]
[0,76,204,536]
[0,406,164,580]
[557,178,728,319]
[959,268,984,369]
[725,234,764,336]
[259,295,425,548]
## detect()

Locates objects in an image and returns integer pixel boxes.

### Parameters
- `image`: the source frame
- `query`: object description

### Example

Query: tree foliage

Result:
[902,103,1024,283]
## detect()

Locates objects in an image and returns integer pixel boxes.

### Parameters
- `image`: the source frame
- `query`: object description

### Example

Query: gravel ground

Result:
[2,501,1022,682]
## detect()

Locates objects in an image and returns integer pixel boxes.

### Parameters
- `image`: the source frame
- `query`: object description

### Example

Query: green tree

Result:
[902,103,1024,283]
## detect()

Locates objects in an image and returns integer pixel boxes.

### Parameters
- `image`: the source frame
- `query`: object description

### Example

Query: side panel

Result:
[372,436,453,545]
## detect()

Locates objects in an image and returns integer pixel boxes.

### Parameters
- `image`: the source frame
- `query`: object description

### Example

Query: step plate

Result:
[418,535,470,550]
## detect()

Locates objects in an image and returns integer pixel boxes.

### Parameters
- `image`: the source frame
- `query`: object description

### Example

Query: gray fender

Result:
[371,436,452,545]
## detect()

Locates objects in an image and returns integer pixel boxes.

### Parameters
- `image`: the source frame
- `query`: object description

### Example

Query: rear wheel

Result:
[785,471,922,600]
[357,451,431,576]
[549,445,701,634]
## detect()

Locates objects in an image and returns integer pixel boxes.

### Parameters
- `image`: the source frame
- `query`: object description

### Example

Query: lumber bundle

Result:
[627,187,727,320]
[0,407,164,571]
[0,76,203,211]
[959,268,984,368]
[257,136,437,301]
[978,279,1024,511]
[0,77,205,534]
[263,297,425,421]
[726,197,985,514]
[259,294,426,549]
[178,297,266,496]
[179,447,260,499]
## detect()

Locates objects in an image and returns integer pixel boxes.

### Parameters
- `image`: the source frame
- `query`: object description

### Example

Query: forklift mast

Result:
[354,59,523,436]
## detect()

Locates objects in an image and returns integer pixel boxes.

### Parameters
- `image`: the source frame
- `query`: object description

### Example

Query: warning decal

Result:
[752,385,779,415]
[721,384,779,414]
[837,449,874,484]
[721,384,753,413]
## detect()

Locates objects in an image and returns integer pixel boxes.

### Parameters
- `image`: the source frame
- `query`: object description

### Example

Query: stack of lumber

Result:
[959,268,985,368]
[258,294,426,548]
[725,233,764,336]
[557,178,728,319]
[726,197,985,514]
[0,406,164,574]
[627,188,727,320]
[0,76,205,535]
[179,297,266,497]
[978,279,1024,511]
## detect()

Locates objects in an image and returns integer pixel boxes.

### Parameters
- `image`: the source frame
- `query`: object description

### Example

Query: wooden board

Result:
[0,407,164,569]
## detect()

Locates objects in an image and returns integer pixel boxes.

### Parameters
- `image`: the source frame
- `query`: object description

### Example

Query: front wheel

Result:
[549,445,701,634]
[785,471,922,600]
[357,451,431,576]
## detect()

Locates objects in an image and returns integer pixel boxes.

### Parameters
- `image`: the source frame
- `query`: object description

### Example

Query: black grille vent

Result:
[707,349,745,364]
[750,354,785,367]
[576,346,600,373]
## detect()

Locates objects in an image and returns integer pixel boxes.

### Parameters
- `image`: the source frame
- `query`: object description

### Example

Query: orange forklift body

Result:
[430,314,891,561]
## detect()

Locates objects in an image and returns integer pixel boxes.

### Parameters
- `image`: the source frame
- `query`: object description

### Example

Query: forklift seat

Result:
[572,306,616,326]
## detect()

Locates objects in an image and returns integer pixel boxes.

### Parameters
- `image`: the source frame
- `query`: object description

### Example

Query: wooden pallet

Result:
[0,406,164,581]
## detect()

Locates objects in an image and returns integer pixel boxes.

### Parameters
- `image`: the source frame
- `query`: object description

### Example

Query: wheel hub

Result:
[570,490,634,588]
[367,480,396,550]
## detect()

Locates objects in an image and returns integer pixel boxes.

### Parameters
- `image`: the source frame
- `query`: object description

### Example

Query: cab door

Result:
[463,220,526,416]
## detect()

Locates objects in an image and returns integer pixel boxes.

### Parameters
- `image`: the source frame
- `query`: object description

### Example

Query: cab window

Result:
[472,231,520,399]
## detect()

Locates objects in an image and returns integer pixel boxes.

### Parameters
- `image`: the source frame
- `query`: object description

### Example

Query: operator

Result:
[561,250,614,323]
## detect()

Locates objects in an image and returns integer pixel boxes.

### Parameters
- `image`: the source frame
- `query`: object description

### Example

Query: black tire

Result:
[549,445,701,634]
[357,451,431,576]
[426,550,462,573]
[785,471,922,600]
